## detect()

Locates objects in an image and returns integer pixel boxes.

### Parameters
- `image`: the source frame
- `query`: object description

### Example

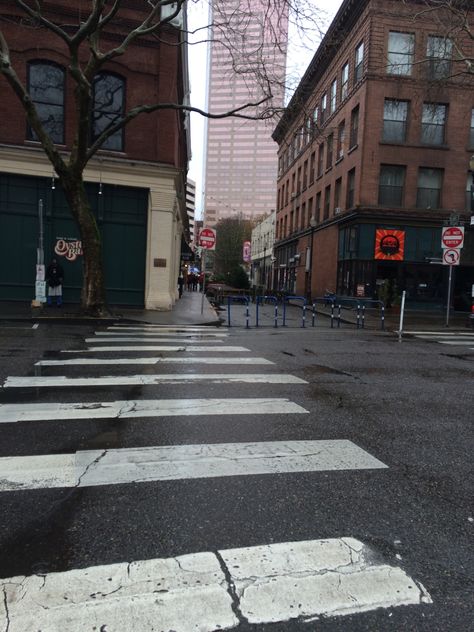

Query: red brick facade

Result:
[272,0,474,309]
[0,0,188,169]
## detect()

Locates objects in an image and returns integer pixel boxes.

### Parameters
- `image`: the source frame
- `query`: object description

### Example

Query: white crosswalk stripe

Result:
[0,324,432,627]
[0,538,431,632]
[85,337,225,343]
[404,330,474,348]
[3,373,308,388]
[96,330,229,337]
[62,345,250,352]
[0,440,386,492]
[35,357,274,367]
[0,398,309,423]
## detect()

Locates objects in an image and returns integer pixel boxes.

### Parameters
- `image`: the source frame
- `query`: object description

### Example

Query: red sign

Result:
[441,226,464,249]
[442,248,461,266]
[374,229,405,261]
[243,240,251,262]
[198,227,216,250]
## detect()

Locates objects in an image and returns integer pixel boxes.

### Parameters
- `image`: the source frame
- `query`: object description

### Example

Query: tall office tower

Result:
[186,178,196,245]
[203,0,288,226]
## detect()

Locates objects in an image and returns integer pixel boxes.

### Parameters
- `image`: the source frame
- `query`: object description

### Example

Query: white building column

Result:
[145,183,181,310]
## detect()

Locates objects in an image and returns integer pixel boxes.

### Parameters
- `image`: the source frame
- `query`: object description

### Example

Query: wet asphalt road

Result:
[0,316,472,631]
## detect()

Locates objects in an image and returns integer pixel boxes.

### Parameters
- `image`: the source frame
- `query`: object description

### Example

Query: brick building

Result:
[272,0,474,310]
[0,1,190,309]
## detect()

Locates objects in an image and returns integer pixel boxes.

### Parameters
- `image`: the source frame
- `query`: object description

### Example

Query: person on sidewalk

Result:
[46,258,64,306]
[178,271,184,298]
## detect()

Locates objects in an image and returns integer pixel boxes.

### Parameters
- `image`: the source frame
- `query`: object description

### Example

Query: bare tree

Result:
[0,0,318,315]
[402,0,473,77]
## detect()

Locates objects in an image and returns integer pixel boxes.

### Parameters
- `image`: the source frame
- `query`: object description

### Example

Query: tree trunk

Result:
[61,173,109,316]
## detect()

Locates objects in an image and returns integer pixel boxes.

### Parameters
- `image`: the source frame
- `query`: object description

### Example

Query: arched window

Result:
[27,61,65,144]
[92,73,125,151]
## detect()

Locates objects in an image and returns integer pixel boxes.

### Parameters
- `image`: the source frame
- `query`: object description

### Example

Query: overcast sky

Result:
[187,0,344,217]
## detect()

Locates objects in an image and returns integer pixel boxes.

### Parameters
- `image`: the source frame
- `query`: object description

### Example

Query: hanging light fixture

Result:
[98,159,103,195]
[51,172,56,190]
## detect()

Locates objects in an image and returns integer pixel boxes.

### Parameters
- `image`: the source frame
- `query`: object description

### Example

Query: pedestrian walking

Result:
[178,271,184,298]
[46,258,64,306]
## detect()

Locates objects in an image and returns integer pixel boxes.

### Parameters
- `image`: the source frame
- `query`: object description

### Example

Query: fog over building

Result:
[203,0,288,226]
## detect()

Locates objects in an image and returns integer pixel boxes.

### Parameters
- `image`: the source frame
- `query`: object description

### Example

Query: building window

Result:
[315,191,322,223]
[305,117,312,144]
[303,160,308,189]
[347,168,355,208]
[421,103,447,145]
[349,105,359,149]
[383,99,408,143]
[326,133,334,169]
[470,108,474,148]
[354,42,364,83]
[341,62,349,100]
[387,32,414,75]
[309,151,316,184]
[323,185,331,219]
[285,180,289,205]
[312,106,319,135]
[337,121,345,160]
[92,73,125,150]
[317,143,324,177]
[330,78,337,113]
[297,166,302,193]
[426,36,452,80]
[334,178,342,210]
[378,165,406,206]
[416,168,443,208]
[321,93,327,124]
[307,198,313,225]
[27,61,65,144]
[301,202,306,229]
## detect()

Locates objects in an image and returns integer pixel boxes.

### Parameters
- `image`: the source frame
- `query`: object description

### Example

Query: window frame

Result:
[27,60,65,145]
[416,167,443,208]
[91,71,126,152]
[387,31,415,76]
[330,78,337,114]
[378,164,406,207]
[382,99,409,143]
[341,62,349,100]
[354,41,364,83]
[349,105,359,149]
[426,35,452,80]
[421,102,447,146]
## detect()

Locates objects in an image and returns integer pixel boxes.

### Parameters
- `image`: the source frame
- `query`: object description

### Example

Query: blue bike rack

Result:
[256,295,278,328]
[227,295,251,328]
[282,296,307,327]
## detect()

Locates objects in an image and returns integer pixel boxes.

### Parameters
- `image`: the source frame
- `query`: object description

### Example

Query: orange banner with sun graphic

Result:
[374,229,405,261]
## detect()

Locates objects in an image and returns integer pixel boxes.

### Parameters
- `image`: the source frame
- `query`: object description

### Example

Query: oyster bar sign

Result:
[54,238,83,261]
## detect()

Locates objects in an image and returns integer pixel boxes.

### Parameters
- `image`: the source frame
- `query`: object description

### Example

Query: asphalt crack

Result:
[214,551,248,626]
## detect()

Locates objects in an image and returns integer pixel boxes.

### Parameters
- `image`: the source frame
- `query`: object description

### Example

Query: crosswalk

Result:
[0,323,432,630]
[404,330,474,350]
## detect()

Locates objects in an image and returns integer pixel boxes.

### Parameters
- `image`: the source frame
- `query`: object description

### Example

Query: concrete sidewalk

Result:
[0,290,222,326]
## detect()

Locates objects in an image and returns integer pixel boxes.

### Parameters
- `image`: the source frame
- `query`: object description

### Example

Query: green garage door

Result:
[0,173,147,306]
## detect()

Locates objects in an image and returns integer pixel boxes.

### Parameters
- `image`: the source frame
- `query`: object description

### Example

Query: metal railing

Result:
[227,295,250,329]
[256,295,278,328]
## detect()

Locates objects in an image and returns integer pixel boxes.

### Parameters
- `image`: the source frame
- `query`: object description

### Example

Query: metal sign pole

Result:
[445,264,453,328]
[398,290,406,343]
[200,249,206,315]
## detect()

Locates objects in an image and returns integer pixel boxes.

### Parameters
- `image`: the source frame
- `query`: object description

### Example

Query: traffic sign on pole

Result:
[441,226,464,249]
[198,227,217,251]
[442,248,461,266]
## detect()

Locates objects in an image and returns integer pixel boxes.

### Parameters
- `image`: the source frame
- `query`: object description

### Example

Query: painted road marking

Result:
[32,323,39,329]
[0,398,308,423]
[403,330,474,335]
[96,330,229,337]
[84,337,225,344]
[35,357,275,367]
[62,346,250,353]
[0,538,431,631]
[0,440,385,491]
[108,325,223,331]
[4,373,308,388]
